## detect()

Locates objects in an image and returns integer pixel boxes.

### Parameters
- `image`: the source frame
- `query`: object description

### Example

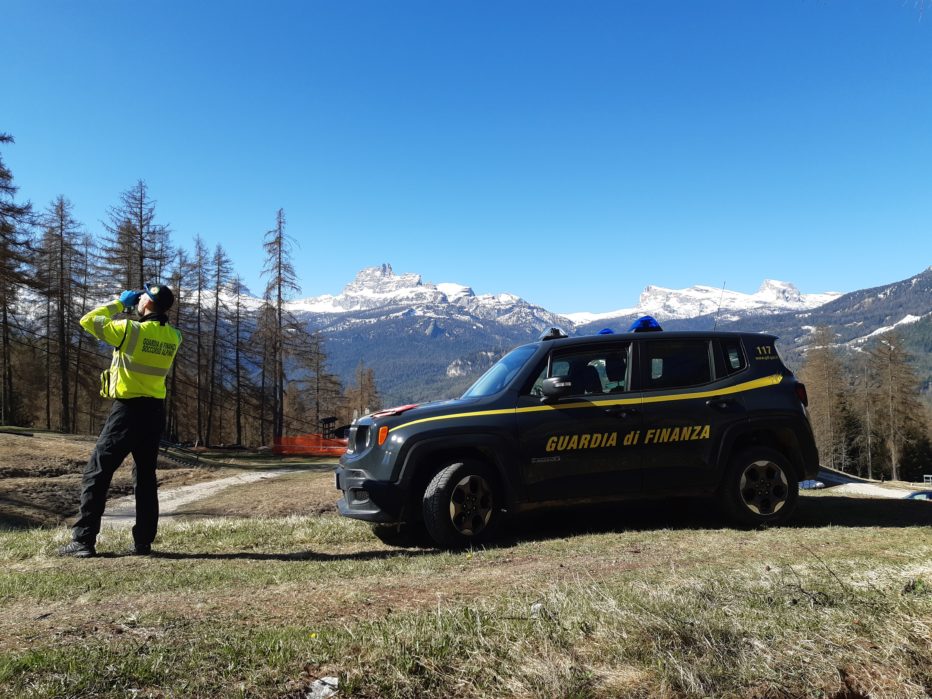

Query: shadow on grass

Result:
[496,495,932,547]
[160,451,340,473]
[148,548,434,562]
[0,498,68,530]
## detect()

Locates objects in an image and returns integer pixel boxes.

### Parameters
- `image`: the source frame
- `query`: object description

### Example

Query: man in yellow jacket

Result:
[59,283,181,558]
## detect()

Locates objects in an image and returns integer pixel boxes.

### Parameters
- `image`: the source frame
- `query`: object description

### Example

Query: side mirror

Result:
[540,376,573,400]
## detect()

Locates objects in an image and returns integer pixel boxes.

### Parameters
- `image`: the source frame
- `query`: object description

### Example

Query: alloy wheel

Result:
[739,460,789,515]
[449,474,493,536]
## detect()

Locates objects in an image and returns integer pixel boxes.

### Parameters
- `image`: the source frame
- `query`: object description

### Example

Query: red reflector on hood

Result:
[369,404,420,419]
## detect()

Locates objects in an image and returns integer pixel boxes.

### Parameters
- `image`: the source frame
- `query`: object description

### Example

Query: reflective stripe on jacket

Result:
[79,299,182,399]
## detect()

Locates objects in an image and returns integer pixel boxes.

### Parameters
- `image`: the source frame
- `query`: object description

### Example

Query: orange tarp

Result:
[274,434,348,457]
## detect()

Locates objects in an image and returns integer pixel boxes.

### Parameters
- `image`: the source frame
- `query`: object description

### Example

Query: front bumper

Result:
[335,466,406,523]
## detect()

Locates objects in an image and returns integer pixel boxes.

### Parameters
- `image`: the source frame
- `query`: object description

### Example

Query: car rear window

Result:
[720,338,747,375]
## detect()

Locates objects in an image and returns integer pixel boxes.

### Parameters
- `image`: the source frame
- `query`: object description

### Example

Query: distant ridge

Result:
[280,265,930,405]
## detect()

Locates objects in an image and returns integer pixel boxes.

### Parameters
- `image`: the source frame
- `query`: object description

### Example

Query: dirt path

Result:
[101,468,303,528]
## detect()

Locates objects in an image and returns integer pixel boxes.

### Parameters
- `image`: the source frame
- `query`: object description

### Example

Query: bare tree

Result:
[230,274,249,446]
[799,327,850,471]
[344,360,380,423]
[37,196,83,432]
[100,180,171,289]
[71,234,97,433]
[0,133,33,425]
[867,332,924,481]
[165,249,193,442]
[192,236,209,445]
[205,244,232,446]
[261,209,299,442]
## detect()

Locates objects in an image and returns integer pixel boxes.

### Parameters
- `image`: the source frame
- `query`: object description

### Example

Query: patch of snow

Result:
[306,676,339,699]
[847,313,928,346]
[436,282,474,302]
[564,307,637,324]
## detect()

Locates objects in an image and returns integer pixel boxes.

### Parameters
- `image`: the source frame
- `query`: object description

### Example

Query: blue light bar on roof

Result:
[629,315,663,333]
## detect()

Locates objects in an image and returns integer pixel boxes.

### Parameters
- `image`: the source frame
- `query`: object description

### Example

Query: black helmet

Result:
[144,282,175,313]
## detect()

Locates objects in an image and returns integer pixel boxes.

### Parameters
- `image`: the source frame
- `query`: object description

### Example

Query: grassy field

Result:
[1,433,931,697]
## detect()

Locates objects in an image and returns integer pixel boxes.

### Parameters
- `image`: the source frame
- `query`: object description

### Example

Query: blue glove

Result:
[119,289,142,310]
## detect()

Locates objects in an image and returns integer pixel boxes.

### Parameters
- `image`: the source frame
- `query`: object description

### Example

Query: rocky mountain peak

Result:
[343,264,423,296]
[756,279,802,303]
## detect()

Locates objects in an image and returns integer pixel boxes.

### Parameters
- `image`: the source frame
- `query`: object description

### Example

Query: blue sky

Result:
[3,1,931,313]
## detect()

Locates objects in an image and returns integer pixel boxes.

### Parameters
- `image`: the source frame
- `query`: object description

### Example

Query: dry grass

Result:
[169,469,339,518]
[0,432,237,528]
[0,500,930,698]
[1,433,931,697]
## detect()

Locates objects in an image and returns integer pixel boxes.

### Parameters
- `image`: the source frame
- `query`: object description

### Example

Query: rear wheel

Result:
[721,447,798,526]
[422,460,501,548]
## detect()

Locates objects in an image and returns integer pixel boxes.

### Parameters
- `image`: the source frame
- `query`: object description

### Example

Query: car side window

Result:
[528,345,630,396]
[642,340,712,390]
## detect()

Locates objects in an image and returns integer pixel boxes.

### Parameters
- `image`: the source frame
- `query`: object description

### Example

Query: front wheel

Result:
[721,447,799,526]
[422,460,501,548]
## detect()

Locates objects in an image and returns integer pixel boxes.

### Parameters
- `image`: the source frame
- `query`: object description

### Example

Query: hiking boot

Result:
[126,543,152,556]
[58,541,96,558]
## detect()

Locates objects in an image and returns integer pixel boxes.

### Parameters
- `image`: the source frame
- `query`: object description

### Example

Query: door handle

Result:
[706,398,734,409]
[604,406,638,418]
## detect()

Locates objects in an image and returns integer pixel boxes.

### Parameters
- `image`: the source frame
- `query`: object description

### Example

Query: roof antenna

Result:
[712,281,726,331]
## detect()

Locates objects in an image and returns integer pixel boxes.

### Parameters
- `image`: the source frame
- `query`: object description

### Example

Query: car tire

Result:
[422,459,501,548]
[721,447,799,526]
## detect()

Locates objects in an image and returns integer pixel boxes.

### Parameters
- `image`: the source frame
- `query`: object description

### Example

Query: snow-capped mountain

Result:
[288,263,571,330]
[714,267,932,363]
[284,264,573,404]
[274,264,929,405]
[565,280,840,326]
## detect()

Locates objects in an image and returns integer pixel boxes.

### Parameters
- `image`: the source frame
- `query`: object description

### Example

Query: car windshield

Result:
[461,345,537,398]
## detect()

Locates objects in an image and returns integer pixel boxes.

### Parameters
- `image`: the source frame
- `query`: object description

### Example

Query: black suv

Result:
[336,324,819,547]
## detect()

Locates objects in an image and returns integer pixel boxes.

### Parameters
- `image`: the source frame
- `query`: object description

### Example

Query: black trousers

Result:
[72,398,164,546]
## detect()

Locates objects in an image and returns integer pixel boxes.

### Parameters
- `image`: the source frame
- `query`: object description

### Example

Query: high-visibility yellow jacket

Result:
[80,299,182,400]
